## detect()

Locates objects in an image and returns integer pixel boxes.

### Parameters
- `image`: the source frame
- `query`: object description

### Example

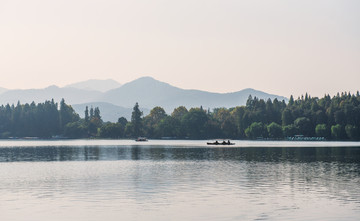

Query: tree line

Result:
[0,99,79,138]
[0,92,360,140]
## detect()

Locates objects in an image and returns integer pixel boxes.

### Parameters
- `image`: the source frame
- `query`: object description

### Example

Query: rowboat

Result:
[207,140,234,145]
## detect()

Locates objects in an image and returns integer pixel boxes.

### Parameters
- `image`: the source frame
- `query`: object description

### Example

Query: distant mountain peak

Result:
[46,85,60,89]
[129,76,165,84]
[117,76,175,90]
[137,76,156,80]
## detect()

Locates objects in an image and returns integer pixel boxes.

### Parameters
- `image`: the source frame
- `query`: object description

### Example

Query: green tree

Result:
[281,108,293,126]
[182,108,208,139]
[117,117,128,127]
[345,124,359,140]
[149,106,167,122]
[331,124,344,140]
[99,123,123,138]
[85,106,89,122]
[59,98,80,132]
[171,106,188,138]
[288,95,294,106]
[64,121,87,138]
[213,108,237,138]
[294,117,312,136]
[94,107,101,120]
[315,110,327,125]
[334,110,346,125]
[315,124,329,138]
[124,122,133,138]
[245,122,265,139]
[171,106,188,120]
[155,116,178,138]
[90,107,94,119]
[143,106,167,137]
[85,106,103,136]
[231,106,246,138]
[282,124,298,137]
[267,122,283,139]
[131,102,143,137]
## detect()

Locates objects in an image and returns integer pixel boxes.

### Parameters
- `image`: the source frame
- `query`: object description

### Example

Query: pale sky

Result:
[0,0,359,98]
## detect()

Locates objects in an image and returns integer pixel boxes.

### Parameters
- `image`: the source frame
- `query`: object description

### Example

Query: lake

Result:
[0,140,359,221]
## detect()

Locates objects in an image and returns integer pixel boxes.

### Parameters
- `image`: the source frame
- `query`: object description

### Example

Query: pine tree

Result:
[85,106,89,122]
[131,102,143,137]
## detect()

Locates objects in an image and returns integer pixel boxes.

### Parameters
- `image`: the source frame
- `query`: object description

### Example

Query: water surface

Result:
[0,140,359,221]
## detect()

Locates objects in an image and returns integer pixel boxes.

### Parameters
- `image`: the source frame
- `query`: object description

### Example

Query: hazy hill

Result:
[100,76,288,112]
[0,87,7,95]
[100,77,184,111]
[0,85,102,105]
[0,77,288,121]
[65,79,121,92]
[72,102,150,122]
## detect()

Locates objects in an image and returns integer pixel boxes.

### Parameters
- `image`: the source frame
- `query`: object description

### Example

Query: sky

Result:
[0,0,359,98]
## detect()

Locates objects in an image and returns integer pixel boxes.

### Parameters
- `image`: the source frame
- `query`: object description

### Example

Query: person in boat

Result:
[215,140,219,144]
[227,140,230,144]
[222,140,226,145]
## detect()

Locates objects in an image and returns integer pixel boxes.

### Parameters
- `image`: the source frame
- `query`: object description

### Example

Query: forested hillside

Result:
[0,92,359,140]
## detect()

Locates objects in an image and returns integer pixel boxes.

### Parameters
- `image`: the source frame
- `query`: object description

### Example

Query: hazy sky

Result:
[0,0,359,97]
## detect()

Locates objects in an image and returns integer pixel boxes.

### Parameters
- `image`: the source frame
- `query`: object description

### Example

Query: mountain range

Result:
[0,77,288,122]
[65,79,121,92]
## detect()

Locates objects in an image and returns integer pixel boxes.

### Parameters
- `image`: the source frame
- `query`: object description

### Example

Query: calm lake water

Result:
[0,140,359,221]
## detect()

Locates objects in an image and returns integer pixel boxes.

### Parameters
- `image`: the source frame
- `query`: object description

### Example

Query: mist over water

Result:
[0,140,359,221]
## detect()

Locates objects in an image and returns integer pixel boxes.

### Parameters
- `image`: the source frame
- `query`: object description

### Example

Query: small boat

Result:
[207,140,235,145]
[135,137,148,142]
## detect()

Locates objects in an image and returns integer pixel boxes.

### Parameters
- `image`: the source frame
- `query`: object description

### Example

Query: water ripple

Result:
[0,142,359,220]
